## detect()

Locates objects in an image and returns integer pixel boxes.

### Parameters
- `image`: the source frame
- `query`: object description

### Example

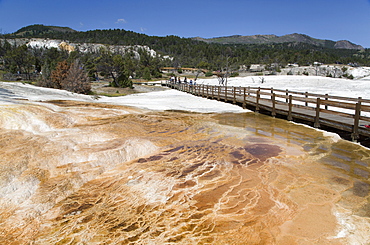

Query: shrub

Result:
[230,72,239,77]
[143,67,151,81]
[117,72,133,88]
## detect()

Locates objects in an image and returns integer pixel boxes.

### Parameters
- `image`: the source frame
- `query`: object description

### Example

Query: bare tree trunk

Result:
[110,72,119,87]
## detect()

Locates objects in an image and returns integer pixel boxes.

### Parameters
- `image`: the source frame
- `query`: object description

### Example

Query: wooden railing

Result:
[163,81,370,141]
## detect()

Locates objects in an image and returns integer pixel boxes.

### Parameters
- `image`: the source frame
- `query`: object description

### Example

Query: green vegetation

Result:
[13,24,76,37]
[0,24,369,94]
[3,25,370,69]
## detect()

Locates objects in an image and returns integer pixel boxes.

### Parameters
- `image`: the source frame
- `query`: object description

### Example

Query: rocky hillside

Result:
[334,40,364,50]
[194,33,364,50]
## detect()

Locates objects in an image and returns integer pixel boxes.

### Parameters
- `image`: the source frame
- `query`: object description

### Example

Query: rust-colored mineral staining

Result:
[0,101,369,244]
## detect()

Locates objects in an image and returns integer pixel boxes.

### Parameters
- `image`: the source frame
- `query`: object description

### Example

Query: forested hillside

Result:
[1,25,370,93]
[194,33,365,50]
[3,24,370,69]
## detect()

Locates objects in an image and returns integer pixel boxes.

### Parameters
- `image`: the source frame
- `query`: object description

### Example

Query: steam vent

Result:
[1,84,370,244]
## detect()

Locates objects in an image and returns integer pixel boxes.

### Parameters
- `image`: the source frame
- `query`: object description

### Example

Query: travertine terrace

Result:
[0,82,369,244]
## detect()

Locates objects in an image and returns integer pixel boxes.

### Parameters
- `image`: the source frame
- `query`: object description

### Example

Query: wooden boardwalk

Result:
[163,81,370,144]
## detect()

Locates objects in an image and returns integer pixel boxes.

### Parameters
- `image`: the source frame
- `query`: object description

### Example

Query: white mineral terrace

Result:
[0,76,370,244]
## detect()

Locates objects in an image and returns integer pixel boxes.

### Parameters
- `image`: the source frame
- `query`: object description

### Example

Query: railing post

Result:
[256,88,260,112]
[248,86,250,97]
[272,93,276,117]
[218,86,221,100]
[325,94,328,110]
[206,85,209,98]
[314,98,321,128]
[286,89,289,103]
[233,87,236,104]
[225,86,228,102]
[243,87,246,109]
[305,92,308,107]
[288,95,293,121]
[271,87,274,100]
[352,97,362,142]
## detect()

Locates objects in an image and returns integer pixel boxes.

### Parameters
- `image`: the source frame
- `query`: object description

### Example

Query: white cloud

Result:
[140,27,147,32]
[116,18,127,24]
[79,22,84,27]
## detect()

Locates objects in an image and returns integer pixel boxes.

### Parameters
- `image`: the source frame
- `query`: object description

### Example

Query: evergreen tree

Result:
[4,44,35,77]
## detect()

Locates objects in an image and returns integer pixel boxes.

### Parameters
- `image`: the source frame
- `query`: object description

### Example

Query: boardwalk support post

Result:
[314,98,321,128]
[352,97,361,142]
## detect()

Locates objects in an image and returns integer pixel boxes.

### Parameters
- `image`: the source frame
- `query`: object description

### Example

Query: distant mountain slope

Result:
[9,25,364,51]
[13,24,77,37]
[193,33,364,50]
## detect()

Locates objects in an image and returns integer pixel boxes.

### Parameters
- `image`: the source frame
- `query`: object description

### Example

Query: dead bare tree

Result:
[217,72,226,86]
[62,60,91,94]
[217,56,230,86]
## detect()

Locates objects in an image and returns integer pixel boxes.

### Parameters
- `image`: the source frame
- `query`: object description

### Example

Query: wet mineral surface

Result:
[0,100,369,244]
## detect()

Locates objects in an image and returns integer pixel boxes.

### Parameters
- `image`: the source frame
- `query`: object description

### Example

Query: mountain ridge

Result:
[193,33,364,50]
[12,24,77,37]
[4,24,365,50]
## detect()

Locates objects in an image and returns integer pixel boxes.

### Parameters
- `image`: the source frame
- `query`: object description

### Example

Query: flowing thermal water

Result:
[0,99,369,244]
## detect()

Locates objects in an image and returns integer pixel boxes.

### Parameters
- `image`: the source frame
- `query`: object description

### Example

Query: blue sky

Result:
[0,0,369,47]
